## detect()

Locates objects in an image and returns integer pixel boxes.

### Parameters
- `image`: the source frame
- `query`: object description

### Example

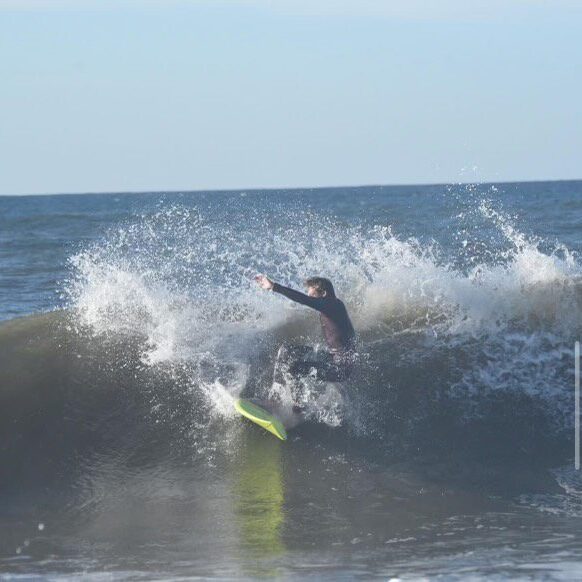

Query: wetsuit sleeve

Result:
[272,283,325,312]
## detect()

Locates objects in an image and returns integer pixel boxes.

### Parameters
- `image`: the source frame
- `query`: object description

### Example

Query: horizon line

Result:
[1,177,581,198]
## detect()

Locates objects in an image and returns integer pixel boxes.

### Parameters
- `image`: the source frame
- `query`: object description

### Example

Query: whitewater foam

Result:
[63,195,581,436]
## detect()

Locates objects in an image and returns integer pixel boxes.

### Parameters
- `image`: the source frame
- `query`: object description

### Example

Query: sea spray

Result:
[61,194,581,448]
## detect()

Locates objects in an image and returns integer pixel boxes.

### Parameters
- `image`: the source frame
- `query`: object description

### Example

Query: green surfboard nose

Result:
[234,399,288,441]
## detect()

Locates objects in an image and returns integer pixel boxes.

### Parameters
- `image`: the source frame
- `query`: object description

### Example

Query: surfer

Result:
[254,275,356,382]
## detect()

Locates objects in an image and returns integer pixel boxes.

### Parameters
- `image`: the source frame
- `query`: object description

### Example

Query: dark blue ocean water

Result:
[1,181,581,580]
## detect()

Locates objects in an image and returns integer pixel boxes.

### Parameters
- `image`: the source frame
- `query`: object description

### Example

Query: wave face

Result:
[42,188,574,461]
[1,185,580,480]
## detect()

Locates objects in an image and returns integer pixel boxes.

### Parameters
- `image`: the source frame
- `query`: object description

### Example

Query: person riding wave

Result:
[255,275,356,382]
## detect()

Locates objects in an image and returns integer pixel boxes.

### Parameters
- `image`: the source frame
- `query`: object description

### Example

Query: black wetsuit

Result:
[272,282,356,381]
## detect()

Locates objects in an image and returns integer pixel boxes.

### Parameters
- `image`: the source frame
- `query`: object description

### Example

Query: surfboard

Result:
[234,398,287,441]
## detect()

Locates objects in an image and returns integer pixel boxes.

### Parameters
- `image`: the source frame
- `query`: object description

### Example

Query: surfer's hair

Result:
[305,277,336,298]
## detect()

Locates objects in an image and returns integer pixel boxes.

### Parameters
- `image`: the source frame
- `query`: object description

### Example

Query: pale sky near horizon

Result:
[0,0,581,195]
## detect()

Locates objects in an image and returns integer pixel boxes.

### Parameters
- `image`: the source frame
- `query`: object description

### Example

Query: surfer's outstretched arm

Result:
[254,275,323,311]
[272,282,323,310]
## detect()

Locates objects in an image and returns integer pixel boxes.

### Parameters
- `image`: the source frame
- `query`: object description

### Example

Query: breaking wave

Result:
[1,190,579,491]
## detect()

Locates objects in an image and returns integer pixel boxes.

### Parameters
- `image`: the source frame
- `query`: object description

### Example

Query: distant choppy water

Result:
[1,181,582,580]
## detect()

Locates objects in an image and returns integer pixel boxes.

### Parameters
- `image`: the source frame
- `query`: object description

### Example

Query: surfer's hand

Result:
[255,274,274,290]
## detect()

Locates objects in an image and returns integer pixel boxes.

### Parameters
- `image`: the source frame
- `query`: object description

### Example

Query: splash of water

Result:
[63,195,581,437]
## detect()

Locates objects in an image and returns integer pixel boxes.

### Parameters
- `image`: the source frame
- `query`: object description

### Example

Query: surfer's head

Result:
[305,277,336,298]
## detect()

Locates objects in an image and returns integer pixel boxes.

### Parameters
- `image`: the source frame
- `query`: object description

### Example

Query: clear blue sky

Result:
[1,0,581,195]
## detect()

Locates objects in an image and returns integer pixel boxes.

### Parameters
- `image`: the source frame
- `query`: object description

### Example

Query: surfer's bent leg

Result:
[280,343,329,380]
[288,348,353,382]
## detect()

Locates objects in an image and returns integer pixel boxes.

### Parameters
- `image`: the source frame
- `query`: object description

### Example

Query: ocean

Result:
[1,181,581,580]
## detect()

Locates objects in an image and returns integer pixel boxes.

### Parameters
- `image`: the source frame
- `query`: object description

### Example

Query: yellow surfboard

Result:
[234,399,287,441]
